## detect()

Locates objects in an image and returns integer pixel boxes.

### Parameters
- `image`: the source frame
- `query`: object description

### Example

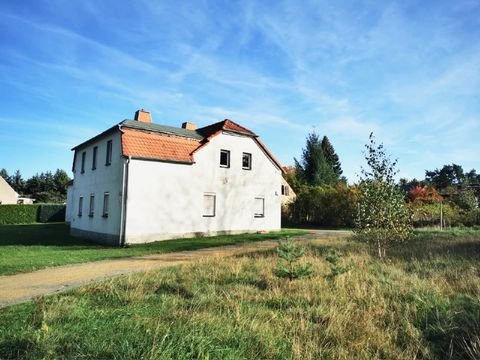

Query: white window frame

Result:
[242,152,252,170]
[254,197,265,218]
[220,149,230,168]
[203,193,216,217]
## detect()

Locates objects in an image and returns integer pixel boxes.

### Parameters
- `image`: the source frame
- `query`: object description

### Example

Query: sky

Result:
[0,0,479,182]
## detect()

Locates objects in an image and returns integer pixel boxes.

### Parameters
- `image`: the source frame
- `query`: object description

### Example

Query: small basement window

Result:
[203,193,216,217]
[254,197,264,218]
[220,150,230,168]
[242,152,252,170]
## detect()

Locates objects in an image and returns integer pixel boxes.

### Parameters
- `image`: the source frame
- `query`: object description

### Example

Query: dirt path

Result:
[0,230,350,308]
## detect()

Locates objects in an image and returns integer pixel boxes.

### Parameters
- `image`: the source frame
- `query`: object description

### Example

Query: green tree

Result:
[23,170,71,203]
[453,188,478,211]
[0,168,10,184]
[354,133,412,258]
[9,170,25,194]
[25,174,42,195]
[274,237,313,281]
[294,132,337,186]
[321,136,343,178]
[53,169,71,195]
[283,166,301,192]
[425,164,465,189]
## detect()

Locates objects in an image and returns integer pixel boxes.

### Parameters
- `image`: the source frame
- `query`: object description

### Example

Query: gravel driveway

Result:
[0,230,350,308]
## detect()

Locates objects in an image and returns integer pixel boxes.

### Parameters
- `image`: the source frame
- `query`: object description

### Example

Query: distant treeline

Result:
[0,168,71,203]
[283,131,480,228]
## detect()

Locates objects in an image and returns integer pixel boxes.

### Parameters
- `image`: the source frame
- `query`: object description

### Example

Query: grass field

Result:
[0,223,307,275]
[1,229,479,359]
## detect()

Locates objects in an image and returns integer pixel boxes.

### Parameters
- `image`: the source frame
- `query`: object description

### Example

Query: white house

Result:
[66,110,285,245]
[0,176,18,204]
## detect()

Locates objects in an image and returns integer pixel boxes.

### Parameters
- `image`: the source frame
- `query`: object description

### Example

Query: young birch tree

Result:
[354,133,412,258]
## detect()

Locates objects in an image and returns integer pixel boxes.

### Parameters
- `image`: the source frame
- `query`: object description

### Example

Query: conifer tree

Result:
[294,132,337,186]
[321,136,343,178]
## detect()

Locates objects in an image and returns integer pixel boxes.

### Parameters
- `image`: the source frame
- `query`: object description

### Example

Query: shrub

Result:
[0,204,65,224]
[284,184,358,228]
[38,204,66,223]
[274,237,313,281]
[0,205,40,225]
[324,249,351,277]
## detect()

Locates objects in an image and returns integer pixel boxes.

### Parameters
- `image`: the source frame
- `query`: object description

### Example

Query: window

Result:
[220,149,230,168]
[81,151,86,173]
[254,197,264,218]
[105,140,112,165]
[89,194,95,217]
[72,152,77,172]
[102,192,109,218]
[242,152,252,170]
[203,193,216,217]
[281,185,289,196]
[92,146,98,170]
[78,197,83,217]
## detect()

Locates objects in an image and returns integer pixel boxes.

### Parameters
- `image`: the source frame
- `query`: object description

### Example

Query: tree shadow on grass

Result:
[0,223,100,247]
[387,237,480,261]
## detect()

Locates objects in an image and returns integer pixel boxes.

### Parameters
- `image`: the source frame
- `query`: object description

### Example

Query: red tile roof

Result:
[119,119,285,173]
[197,119,257,138]
[122,128,201,164]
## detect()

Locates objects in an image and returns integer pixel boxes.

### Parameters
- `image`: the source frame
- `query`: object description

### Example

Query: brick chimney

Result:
[182,122,196,130]
[134,109,152,123]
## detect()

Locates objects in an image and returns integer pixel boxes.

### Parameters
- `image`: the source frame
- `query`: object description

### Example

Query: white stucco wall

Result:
[65,185,74,224]
[68,132,124,243]
[0,176,18,204]
[124,132,282,244]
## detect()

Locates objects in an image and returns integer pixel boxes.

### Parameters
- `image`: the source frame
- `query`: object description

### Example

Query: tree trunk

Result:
[377,238,382,258]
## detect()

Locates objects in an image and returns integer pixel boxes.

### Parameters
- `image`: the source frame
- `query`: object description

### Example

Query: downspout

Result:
[119,155,130,247]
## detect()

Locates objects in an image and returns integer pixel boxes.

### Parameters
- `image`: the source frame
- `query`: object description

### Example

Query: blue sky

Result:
[0,0,479,182]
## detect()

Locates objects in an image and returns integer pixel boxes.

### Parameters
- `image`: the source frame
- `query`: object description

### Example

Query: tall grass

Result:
[1,230,479,359]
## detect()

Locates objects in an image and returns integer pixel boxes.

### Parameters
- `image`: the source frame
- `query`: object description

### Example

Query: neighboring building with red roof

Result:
[66,110,285,245]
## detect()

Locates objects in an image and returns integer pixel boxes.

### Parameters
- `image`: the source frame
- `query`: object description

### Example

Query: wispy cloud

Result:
[0,0,478,180]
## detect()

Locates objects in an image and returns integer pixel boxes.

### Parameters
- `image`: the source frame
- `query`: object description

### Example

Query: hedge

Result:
[0,204,66,225]
[38,204,66,223]
[0,205,39,225]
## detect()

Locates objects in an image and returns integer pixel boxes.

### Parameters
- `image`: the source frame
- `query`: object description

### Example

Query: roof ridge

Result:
[222,119,257,136]
[196,118,257,138]
[120,120,203,140]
